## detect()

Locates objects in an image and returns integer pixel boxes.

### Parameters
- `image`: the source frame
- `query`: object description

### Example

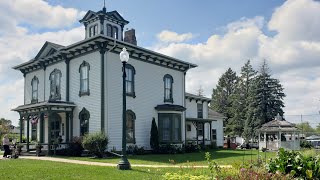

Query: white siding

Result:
[69,52,101,136]
[106,52,185,150]
[24,69,45,104]
[212,119,224,147]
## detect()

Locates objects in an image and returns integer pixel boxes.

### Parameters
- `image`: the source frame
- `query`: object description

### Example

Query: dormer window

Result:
[106,24,118,39]
[31,76,39,103]
[113,26,118,39]
[89,24,98,37]
[107,24,112,37]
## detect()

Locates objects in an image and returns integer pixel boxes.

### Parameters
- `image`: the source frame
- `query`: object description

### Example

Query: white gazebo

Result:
[258,114,301,151]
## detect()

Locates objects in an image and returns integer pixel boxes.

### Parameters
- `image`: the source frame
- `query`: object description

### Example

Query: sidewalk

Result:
[19,156,232,168]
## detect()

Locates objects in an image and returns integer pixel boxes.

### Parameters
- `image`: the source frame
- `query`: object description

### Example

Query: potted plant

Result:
[35,142,43,156]
[16,144,24,155]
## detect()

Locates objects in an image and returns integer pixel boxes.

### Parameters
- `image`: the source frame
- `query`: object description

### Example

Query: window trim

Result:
[163,74,174,103]
[125,64,136,98]
[197,103,203,118]
[113,26,118,39]
[79,61,90,97]
[31,76,39,104]
[89,24,98,37]
[49,69,62,100]
[106,24,113,37]
[158,113,182,143]
[126,110,136,144]
[79,107,90,136]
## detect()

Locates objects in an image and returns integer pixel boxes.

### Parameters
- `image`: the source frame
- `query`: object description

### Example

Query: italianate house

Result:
[12,6,224,154]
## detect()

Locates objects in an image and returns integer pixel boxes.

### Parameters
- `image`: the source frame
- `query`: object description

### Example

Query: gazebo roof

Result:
[259,114,300,132]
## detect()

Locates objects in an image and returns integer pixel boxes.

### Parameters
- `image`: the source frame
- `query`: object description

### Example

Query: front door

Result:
[50,113,61,143]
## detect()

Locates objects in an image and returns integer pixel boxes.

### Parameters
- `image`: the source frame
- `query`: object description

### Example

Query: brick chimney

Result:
[124,29,137,45]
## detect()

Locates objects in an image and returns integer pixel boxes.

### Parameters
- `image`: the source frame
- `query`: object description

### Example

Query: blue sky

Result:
[0,0,320,126]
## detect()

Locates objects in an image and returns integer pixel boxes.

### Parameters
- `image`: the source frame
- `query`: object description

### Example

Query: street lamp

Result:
[118,47,131,170]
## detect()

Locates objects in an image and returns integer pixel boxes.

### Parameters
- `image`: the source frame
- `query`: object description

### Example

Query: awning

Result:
[154,104,186,112]
[12,100,76,115]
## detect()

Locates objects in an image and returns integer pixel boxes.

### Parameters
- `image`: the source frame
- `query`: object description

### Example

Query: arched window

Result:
[113,26,118,39]
[126,110,136,143]
[31,76,39,103]
[49,69,61,100]
[163,74,173,103]
[125,64,135,97]
[79,107,90,136]
[79,61,90,96]
[106,24,113,37]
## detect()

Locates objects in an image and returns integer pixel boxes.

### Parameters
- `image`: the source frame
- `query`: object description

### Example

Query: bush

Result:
[184,143,200,153]
[163,173,210,180]
[82,132,109,158]
[158,144,184,154]
[65,136,83,156]
[150,118,159,152]
[127,145,145,155]
[300,140,313,148]
[266,148,320,179]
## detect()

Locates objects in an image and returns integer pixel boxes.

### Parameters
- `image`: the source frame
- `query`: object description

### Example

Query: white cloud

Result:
[0,0,85,35]
[152,0,320,119]
[157,30,194,43]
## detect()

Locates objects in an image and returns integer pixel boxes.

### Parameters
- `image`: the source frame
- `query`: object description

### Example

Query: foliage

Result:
[163,173,210,180]
[211,68,238,135]
[184,144,200,153]
[0,118,12,136]
[266,148,320,179]
[205,152,221,178]
[296,122,316,136]
[300,140,313,149]
[235,168,291,180]
[244,60,285,139]
[158,144,184,154]
[62,136,84,157]
[127,145,145,155]
[82,132,109,158]
[150,118,159,152]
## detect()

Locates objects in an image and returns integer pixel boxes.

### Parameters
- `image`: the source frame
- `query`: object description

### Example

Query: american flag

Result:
[31,116,39,124]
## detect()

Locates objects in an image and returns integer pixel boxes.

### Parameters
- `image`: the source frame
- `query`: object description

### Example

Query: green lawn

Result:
[58,149,275,166]
[0,159,209,180]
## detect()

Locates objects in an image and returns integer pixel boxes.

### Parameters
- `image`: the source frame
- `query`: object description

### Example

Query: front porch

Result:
[12,101,76,155]
[186,118,216,147]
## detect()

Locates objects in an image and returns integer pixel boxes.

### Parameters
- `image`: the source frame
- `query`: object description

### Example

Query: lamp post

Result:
[117,47,131,170]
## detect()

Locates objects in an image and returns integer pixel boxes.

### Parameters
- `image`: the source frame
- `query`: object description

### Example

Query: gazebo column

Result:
[278,131,282,149]
[264,132,267,149]
[26,115,30,152]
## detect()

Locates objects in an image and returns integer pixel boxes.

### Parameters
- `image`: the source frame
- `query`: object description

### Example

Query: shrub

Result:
[158,144,184,154]
[150,118,159,152]
[266,148,320,179]
[82,132,109,158]
[163,173,210,180]
[127,145,145,155]
[66,136,84,156]
[300,140,313,148]
[184,143,200,153]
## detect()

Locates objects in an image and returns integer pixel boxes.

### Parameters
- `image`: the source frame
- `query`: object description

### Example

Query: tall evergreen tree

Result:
[244,60,285,139]
[211,68,238,135]
[229,60,256,136]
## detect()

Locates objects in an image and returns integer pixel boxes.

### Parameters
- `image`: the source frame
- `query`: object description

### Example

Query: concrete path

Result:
[19,156,232,168]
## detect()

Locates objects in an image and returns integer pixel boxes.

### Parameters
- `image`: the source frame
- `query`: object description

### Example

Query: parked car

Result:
[239,142,259,149]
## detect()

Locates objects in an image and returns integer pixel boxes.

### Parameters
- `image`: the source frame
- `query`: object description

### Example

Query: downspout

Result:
[183,64,191,145]
[105,37,117,138]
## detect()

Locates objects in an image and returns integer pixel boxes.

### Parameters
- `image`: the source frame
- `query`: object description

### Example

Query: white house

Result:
[12,6,223,154]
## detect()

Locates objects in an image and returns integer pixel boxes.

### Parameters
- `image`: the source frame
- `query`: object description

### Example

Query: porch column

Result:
[26,115,30,152]
[70,112,73,139]
[66,112,70,142]
[209,122,212,142]
[47,112,52,155]
[202,122,205,147]
[264,132,267,149]
[39,113,44,143]
[19,115,23,143]
[196,122,198,145]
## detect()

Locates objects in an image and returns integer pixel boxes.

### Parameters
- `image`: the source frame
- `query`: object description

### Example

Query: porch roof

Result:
[12,100,76,114]
[186,118,216,123]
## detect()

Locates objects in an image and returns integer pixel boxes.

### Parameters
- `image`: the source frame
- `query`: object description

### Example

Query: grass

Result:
[0,159,210,180]
[57,149,275,166]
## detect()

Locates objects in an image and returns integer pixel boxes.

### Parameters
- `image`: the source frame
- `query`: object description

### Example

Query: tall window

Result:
[126,110,136,143]
[49,69,61,100]
[107,24,113,37]
[89,24,98,37]
[163,74,173,103]
[125,64,135,97]
[79,107,90,136]
[158,113,181,142]
[212,129,217,140]
[31,76,39,103]
[50,113,61,142]
[197,123,204,136]
[197,104,203,118]
[79,61,90,96]
[113,26,118,39]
